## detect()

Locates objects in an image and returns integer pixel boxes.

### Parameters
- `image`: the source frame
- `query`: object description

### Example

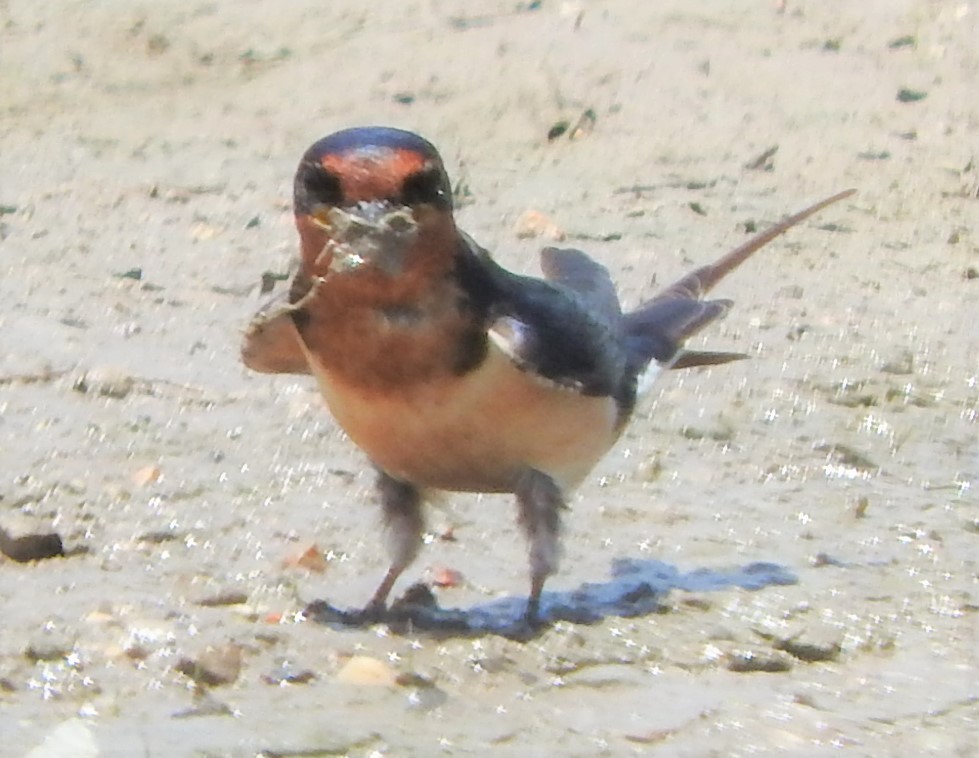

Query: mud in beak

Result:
[312,201,418,276]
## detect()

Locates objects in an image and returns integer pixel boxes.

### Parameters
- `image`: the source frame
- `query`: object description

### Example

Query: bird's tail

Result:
[623,189,855,387]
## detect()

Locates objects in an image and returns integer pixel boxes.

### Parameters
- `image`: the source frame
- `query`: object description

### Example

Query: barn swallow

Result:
[242,125,853,624]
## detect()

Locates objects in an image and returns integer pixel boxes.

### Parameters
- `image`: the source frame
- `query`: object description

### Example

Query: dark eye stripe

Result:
[305,165,343,203]
[401,167,450,208]
[295,161,343,211]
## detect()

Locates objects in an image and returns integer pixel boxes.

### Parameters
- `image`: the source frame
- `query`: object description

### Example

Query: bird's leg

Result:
[363,470,424,619]
[515,469,566,624]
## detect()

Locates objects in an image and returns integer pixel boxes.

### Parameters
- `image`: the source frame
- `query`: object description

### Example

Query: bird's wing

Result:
[454,236,628,399]
[240,276,314,375]
[538,246,622,324]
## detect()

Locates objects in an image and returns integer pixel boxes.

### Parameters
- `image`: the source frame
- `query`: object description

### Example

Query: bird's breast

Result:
[301,334,620,494]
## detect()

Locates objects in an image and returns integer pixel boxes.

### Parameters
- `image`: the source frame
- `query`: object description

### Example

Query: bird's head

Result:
[293,127,457,289]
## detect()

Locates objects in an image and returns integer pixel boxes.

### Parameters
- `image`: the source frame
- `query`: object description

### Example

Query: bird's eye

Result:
[299,162,343,206]
[401,167,450,209]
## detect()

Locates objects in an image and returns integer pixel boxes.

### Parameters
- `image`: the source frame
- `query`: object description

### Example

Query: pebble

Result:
[0,528,64,562]
[131,465,161,487]
[513,209,565,241]
[172,693,233,719]
[727,650,793,673]
[774,629,842,663]
[25,625,76,662]
[282,542,327,573]
[73,366,134,399]
[195,589,249,607]
[175,644,243,687]
[262,662,316,686]
[399,673,448,711]
[428,566,463,588]
[879,349,914,375]
[335,655,397,686]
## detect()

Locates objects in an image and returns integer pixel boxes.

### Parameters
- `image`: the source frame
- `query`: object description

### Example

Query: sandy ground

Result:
[1,1,977,755]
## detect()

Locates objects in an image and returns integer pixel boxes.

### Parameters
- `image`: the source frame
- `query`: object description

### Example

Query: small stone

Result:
[336,655,397,686]
[196,589,249,607]
[624,728,678,745]
[25,626,76,662]
[262,662,316,685]
[857,150,890,161]
[811,552,846,568]
[568,108,597,140]
[745,144,778,171]
[896,87,927,102]
[74,366,134,399]
[113,267,142,281]
[395,671,435,688]
[131,465,161,487]
[437,525,457,542]
[282,542,326,573]
[680,421,733,442]
[678,595,712,612]
[774,629,842,662]
[146,33,170,55]
[136,529,181,544]
[124,645,152,662]
[398,672,448,710]
[83,608,116,625]
[428,566,463,588]
[814,442,877,471]
[172,692,234,719]
[880,350,914,375]
[0,527,64,562]
[727,649,793,673]
[786,324,809,341]
[514,209,565,241]
[547,120,570,141]
[190,221,223,241]
[176,644,243,687]
[887,35,916,49]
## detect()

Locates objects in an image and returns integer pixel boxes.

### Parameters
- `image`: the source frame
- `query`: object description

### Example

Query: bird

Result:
[242,125,853,624]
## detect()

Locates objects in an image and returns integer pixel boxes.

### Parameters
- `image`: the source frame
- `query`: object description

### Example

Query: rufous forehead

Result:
[321,147,432,203]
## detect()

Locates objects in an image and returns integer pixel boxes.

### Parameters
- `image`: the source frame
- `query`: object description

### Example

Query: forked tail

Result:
[623,189,855,378]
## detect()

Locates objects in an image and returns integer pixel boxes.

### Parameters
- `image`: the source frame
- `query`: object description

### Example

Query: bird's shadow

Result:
[303,558,798,641]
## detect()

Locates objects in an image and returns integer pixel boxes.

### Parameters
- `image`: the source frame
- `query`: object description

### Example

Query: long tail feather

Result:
[653,188,855,303]
[624,189,855,379]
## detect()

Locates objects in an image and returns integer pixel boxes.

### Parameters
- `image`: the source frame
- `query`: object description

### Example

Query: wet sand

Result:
[1,1,977,755]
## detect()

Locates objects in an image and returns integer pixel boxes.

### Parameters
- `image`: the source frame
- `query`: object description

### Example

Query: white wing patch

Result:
[487,315,587,393]
[635,359,665,398]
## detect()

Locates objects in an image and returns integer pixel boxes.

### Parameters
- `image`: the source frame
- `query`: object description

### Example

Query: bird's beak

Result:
[311,200,418,276]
